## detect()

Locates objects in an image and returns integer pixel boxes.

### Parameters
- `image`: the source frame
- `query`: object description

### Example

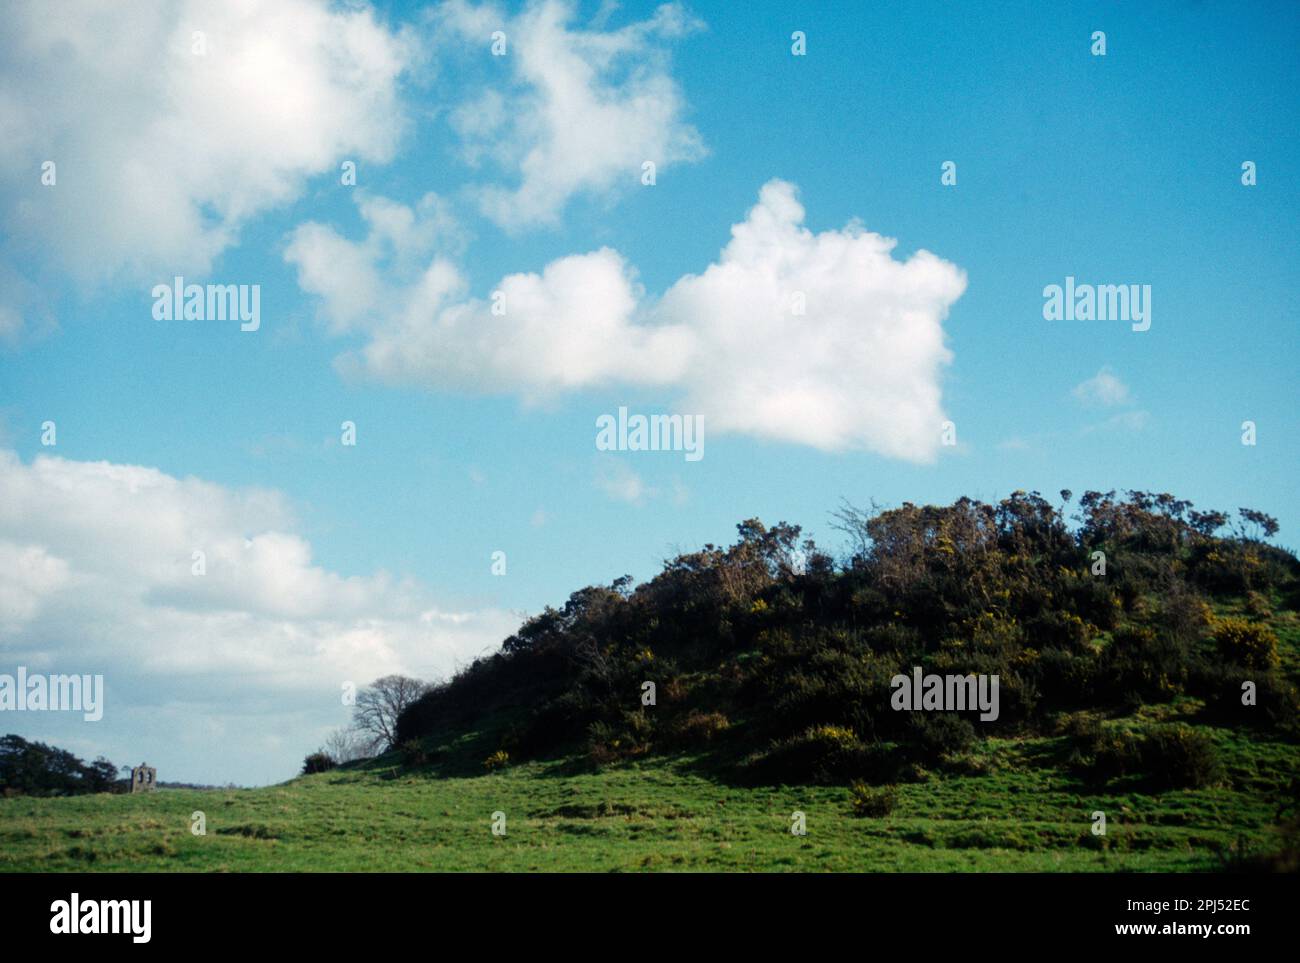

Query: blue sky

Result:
[0,0,1296,785]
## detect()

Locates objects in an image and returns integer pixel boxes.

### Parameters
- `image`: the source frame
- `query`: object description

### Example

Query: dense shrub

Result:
[666,710,731,747]
[1141,724,1224,789]
[586,710,654,765]
[1211,616,1280,669]
[1099,625,1192,705]
[1071,722,1223,789]
[904,712,976,762]
[387,491,1295,787]
[1074,725,1144,784]
[1056,710,1104,742]
[1244,591,1273,620]
[850,781,899,817]
[0,735,121,796]
[1195,664,1300,735]
[1037,648,1099,706]
[746,726,877,785]
[301,752,335,775]
[399,739,428,768]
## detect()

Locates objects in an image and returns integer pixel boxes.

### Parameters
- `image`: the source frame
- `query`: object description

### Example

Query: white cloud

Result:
[658,180,965,459]
[288,202,693,398]
[0,0,411,287]
[1073,366,1131,407]
[433,0,706,230]
[289,180,967,462]
[284,192,461,336]
[594,458,650,505]
[0,449,516,783]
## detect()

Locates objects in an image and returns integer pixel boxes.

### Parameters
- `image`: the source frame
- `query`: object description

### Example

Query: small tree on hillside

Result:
[354,675,429,754]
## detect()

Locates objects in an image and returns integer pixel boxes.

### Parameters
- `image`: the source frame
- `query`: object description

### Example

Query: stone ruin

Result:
[130,762,157,793]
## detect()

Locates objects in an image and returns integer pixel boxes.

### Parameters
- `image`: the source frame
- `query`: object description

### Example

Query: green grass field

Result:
[6,532,1298,873]
[3,707,1294,872]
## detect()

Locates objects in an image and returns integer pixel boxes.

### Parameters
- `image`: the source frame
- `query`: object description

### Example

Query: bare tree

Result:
[322,726,370,764]
[353,675,428,753]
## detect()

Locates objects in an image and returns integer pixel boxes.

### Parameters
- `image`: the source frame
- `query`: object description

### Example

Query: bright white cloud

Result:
[0,0,411,287]
[288,180,967,461]
[433,0,706,230]
[287,203,693,399]
[0,450,516,783]
[284,192,461,337]
[659,180,965,459]
[1073,366,1131,407]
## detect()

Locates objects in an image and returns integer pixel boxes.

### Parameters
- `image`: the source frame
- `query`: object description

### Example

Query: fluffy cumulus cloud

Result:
[0,450,517,784]
[286,197,693,398]
[289,180,967,461]
[0,0,410,293]
[659,181,965,458]
[433,0,706,230]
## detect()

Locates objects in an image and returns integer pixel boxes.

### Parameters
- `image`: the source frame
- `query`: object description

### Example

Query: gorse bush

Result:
[666,710,730,747]
[850,781,899,817]
[746,725,876,785]
[1196,665,1300,735]
[1141,724,1224,789]
[1070,721,1224,789]
[1211,616,1280,669]
[391,491,1297,786]
[905,712,977,762]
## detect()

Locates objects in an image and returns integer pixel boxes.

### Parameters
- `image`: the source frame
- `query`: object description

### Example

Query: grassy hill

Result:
[1,716,1295,872]
[2,490,1298,872]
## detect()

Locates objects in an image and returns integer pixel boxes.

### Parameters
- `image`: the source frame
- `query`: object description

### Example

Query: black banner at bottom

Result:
[0,872,1287,949]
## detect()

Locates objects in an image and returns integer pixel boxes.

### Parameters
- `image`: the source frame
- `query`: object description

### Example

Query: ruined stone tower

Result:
[130,762,157,793]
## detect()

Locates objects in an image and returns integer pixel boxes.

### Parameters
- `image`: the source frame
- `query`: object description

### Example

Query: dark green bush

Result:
[850,781,899,817]
[1195,664,1300,735]
[745,725,886,785]
[0,735,122,796]
[904,712,976,762]
[1072,722,1223,789]
[666,710,730,747]
[399,739,428,768]
[301,752,335,774]
[1140,723,1224,789]
[1077,726,1144,784]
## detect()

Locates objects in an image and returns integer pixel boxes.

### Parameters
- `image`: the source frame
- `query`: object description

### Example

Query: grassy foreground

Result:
[2,712,1294,872]
[5,496,1298,872]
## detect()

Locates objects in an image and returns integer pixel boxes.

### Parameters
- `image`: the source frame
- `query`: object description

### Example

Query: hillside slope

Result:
[397,492,1299,791]
[3,489,1297,872]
